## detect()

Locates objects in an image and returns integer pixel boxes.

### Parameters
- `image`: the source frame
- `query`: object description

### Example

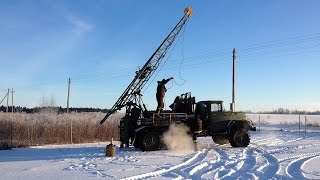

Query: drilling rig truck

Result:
[100,7,256,151]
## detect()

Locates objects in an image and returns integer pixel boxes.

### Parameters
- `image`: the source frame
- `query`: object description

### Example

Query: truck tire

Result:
[142,131,161,151]
[228,127,250,147]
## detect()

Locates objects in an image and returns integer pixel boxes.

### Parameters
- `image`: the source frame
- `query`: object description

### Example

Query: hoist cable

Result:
[174,23,187,86]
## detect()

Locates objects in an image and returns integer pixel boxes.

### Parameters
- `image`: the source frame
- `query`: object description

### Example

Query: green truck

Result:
[121,92,256,151]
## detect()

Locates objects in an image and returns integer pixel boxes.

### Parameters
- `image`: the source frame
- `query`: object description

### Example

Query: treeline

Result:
[248,108,320,115]
[0,105,109,114]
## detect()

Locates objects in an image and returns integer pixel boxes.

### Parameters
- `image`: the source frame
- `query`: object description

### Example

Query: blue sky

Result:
[0,0,319,112]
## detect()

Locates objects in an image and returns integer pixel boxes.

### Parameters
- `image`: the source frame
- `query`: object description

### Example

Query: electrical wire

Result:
[237,33,320,52]
[9,32,320,92]
[0,93,8,105]
[162,33,320,67]
[238,49,320,64]
[52,33,320,86]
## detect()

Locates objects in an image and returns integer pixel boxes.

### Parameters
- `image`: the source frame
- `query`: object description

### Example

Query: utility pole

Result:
[10,89,14,148]
[67,78,72,144]
[11,88,14,113]
[231,48,236,112]
[67,78,71,113]
[6,89,9,113]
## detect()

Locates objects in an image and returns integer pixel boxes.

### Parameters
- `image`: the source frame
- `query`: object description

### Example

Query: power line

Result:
[7,32,320,92]
[50,33,320,83]
[164,38,320,67]
[162,33,320,65]
[237,33,320,52]
[238,49,320,64]
[0,92,8,105]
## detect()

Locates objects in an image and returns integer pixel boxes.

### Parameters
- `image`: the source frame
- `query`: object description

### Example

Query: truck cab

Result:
[197,100,250,133]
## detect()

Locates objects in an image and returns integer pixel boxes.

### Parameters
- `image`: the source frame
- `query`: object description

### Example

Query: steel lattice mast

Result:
[100,7,192,124]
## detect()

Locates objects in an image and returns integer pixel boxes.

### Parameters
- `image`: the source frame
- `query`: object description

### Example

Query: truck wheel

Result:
[229,128,250,147]
[142,131,161,151]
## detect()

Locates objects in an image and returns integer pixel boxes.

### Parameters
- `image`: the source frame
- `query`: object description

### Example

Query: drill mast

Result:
[100,7,192,124]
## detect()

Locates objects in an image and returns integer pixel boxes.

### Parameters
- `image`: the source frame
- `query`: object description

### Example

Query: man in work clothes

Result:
[155,77,173,116]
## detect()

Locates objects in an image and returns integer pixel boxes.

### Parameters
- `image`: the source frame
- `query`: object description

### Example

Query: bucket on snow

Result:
[106,138,116,157]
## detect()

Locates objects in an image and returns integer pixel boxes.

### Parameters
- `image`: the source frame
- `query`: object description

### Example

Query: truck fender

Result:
[227,120,244,135]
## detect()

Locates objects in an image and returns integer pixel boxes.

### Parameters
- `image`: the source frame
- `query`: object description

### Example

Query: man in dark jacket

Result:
[155,77,173,116]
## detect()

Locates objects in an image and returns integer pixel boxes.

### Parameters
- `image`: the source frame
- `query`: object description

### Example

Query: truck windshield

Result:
[211,103,222,112]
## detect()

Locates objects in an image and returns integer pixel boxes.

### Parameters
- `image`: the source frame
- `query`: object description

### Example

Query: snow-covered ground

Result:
[1,125,320,180]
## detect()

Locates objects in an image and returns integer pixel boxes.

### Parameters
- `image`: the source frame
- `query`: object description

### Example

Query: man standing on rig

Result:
[155,77,173,117]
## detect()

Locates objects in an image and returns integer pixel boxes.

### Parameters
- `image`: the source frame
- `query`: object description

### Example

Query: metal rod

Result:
[299,114,301,132]
[6,89,9,112]
[305,116,307,133]
[11,88,13,113]
[231,48,236,112]
[67,78,71,113]
[259,114,261,131]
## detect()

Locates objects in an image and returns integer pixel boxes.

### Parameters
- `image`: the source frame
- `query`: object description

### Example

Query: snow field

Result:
[1,128,320,179]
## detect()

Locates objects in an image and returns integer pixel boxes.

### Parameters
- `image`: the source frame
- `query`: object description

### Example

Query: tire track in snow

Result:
[255,135,310,148]
[253,137,284,146]
[251,136,320,179]
[121,149,208,180]
[191,147,264,179]
[301,155,320,177]
[267,143,320,154]
[245,142,281,179]
[199,148,233,179]
[65,161,114,178]
[227,147,257,179]
[194,148,254,179]
[278,152,320,162]
[64,149,142,178]
[253,136,307,147]
[270,137,309,147]
[168,149,209,178]
[253,137,276,144]
[253,147,280,179]
[215,148,246,179]
[286,154,320,179]
[189,148,225,179]
[178,152,209,176]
